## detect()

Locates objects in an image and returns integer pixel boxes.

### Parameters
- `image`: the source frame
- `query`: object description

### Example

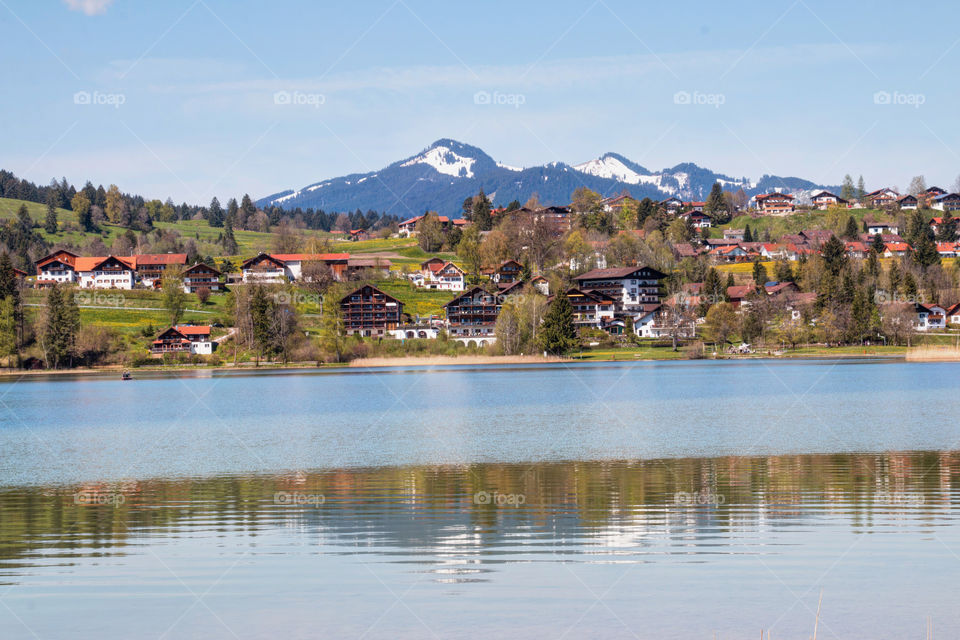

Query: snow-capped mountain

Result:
[258,139,835,215]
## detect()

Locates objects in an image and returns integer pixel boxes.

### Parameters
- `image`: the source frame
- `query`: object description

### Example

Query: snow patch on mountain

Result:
[402,146,475,178]
[497,162,522,172]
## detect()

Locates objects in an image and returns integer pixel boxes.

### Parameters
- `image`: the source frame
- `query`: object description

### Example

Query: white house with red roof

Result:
[241,253,350,283]
[76,256,136,289]
[398,214,468,237]
[411,258,465,291]
[754,192,795,214]
[150,325,214,356]
[35,250,80,286]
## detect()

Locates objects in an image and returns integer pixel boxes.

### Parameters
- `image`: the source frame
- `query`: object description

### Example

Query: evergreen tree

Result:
[935,214,957,242]
[820,236,848,275]
[71,192,94,232]
[240,194,257,229]
[843,216,859,239]
[704,183,728,223]
[319,285,347,363]
[856,176,866,201]
[752,258,768,288]
[471,189,492,231]
[0,253,21,362]
[208,197,224,228]
[43,286,79,368]
[841,174,855,201]
[16,204,33,233]
[0,296,16,364]
[44,191,58,234]
[774,258,794,282]
[743,225,753,242]
[636,198,655,228]
[871,233,886,254]
[226,198,239,228]
[222,218,239,255]
[249,285,273,364]
[913,228,940,269]
[538,291,577,355]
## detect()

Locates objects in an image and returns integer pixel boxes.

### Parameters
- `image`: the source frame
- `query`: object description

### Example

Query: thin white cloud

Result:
[64,0,114,16]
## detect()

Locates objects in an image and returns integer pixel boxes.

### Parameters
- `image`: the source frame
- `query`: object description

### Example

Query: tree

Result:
[913,228,940,269]
[16,204,33,233]
[319,286,347,363]
[843,216,859,239]
[471,189,492,231]
[871,232,886,254]
[196,287,211,304]
[162,267,187,325]
[71,192,94,231]
[0,296,16,365]
[704,183,729,223]
[841,175,855,201]
[538,291,577,355]
[417,212,445,252]
[743,225,753,243]
[703,302,738,348]
[222,218,239,255]
[752,258,768,288]
[44,191,58,234]
[856,176,866,201]
[248,285,272,364]
[208,197,224,228]
[0,253,22,357]
[240,194,257,229]
[820,236,847,275]
[105,184,122,223]
[571,187,605,231]
[42,285,80,368]
[908,175,927,197]
[456,225,483,283]
[936,214,957,242]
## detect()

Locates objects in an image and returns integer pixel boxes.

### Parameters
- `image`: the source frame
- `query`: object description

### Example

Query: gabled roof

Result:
[241,253,286,269]
[175,325,211,337]
[865,187,899,197]
[726,285,755,300]
[755,192,795,201]
[810,190,846,201]
[339,284,402,306]
[444,285,498,308]
[573,266,666,281]
[74,255,136,272]
[184,262,221,275]
[36,249,79,269]
[270,253,350,262]
[136,253,187,265]
[884,242,912,252]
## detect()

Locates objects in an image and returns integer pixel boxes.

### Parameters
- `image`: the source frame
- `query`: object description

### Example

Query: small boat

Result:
[121,371,133,381]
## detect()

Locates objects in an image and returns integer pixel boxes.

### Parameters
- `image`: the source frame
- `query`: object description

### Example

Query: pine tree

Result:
[16,204,32,233]
[249,285,273,365]
[843,216,859,239]
[222,218,239,255]
[704,183,728,223]
[841,175,855,201]
[472,189,492,231]
[743,225,753,242]
[871,233,886,254]
[71,192,94,232]
[913,228,940,269]
[821,236,848,275]
[43,286,79,369]
[226,198,239,228]
[538,291,577,355]
[44,191,58,234]
[208,197,224,228]
[752,258,768,288]
[856,176,866,201]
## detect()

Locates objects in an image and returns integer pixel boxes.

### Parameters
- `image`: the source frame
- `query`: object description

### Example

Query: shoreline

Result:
[0,349,911,379]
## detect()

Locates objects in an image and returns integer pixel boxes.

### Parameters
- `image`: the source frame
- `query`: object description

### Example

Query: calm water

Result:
[1,360,959,638]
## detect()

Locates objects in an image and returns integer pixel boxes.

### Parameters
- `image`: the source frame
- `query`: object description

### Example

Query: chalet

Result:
[864,221,899,236]
[915,303,947,331]
[725,285,757,309]
[182,263,222,294]
[660,197,683,214]
[672,243,700,259]
[764,281,801,298]
[936,242,959,258]
[35,250,80,285]
[844,241,869,259]
[573,266,665,320]
[150,325,214,356]
[413,259,465,291]
[864,188,899,208]
[810,191,848,210]
[708,244,749,262]
[929,216,956,233]
[346,257,391,278]
[723,229,746,242]
[601,194,638,213]
[483,260,522,284]
[921,186,948,207]
[562,287,616,330]
[241,253,288,283]
[76,256,136,289]
[398,214,468,238]
[946,303,960,324]
[755,192,795,214]
[498,206,572,237]
[348,229,371,242]
[760,243,788,260]
[679,210,711,228]
[241,253,350,283]
[883,242,912,258]
[339,285,403,337]
[272,253,350,281]
[932,193,960,212]
[135,254,187,286]
[444,286,501,345]
[897,194,918,210]
[683,201,706,213]
[530,275,550,296]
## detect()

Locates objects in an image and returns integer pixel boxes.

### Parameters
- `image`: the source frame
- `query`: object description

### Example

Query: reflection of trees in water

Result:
[1,451,958,571]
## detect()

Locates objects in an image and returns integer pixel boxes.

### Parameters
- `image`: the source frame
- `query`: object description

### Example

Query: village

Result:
[6,178,960,367]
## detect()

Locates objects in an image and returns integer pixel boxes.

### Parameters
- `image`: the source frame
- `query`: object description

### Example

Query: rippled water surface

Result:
[1,360,959,639]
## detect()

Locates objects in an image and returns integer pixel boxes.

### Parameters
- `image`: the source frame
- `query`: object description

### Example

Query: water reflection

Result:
[2,452,957,579]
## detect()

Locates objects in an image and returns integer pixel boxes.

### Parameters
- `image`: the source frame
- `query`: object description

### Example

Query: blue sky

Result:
[2,0,959,205]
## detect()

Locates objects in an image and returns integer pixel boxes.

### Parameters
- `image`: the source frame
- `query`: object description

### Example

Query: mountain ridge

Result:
[258,139,837,215]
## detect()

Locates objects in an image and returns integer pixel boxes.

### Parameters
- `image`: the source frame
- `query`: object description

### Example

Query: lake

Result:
[1,360,958,638]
